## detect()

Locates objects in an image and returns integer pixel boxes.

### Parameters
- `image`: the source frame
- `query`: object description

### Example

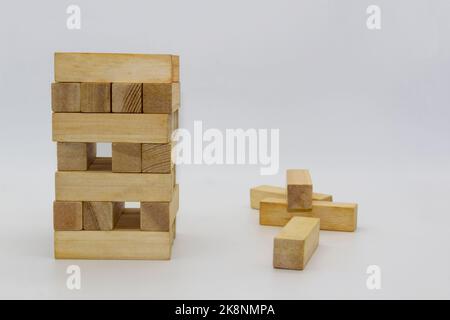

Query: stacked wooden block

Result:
[51,53,180,260]
[250,169,358,270]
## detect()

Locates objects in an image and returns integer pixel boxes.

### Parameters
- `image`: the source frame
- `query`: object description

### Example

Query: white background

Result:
[0,0,449,299]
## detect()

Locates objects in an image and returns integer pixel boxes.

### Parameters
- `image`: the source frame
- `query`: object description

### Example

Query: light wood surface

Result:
[51,82,80,112]
[250,185,332,209]
[142,143,172,173]
[80,83,111,112]
[57,142,96,171]
[55,170,174,202]
[171,56,180,82]
[287,169,313,210]
[54,52,178,83]
[54,230,172,260]
[260,198,357,232]
[112,83,142,113]
[141,184,179,231]
[53,201,83,231]
[83,202,124,231]
[112,143,142,173]
[143,83,180,114]
[273,217,320,270]
[52,113,172,143]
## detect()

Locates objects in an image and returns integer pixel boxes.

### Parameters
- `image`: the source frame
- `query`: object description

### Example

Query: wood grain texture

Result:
[83,202,124,231]
[80,82,111,112]
[142,143,172,173]
[171,56,180,82]
[143,83,180,114]
[51,82,80,112]
[55,52,177,83]
[273,217,320,270]
[141,184,179,231]
[52,113,172,143]
[260,198,357,232]
[54,230,172,260]
[112,83,142,113]
[250,185,332,209]
[115,208,140,230]
[112,143,142,173]
[57,142,96,171]
[287,169,313,210]
[55,170,174,202]
[53,201,83,231]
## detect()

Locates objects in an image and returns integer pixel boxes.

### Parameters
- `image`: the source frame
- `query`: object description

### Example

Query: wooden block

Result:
[260,198,357,232]
[55,52,178,83]
[287,169,313,210]
[143,83,179,114]
[112,83,142,113]
[54,230,172,260]
[55,168,174,202]
[53,201,82,231]
[80,83,111,112]
[172,56,180,82]
[250,185,332,209]
[83,202,124,231]
[52,113,172,143]
[172,109,179,130]
[112,143,142,173]
[141,184,179,231]
[57,142,96,171]
[115,208,140,230]
[87,157,111,171]
[273,217,320,270]
[51,83,80,112]
[142,143,172,173]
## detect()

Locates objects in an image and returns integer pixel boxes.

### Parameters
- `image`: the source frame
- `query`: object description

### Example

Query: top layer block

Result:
[55,53,179,83]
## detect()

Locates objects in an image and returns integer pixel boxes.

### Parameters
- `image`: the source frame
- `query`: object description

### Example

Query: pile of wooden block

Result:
[51,52,180,260]
[250,169,358,270]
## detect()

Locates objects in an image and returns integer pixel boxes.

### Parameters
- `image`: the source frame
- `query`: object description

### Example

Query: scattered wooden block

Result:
[287,169,313,210]
[57,142,96,171]
[51,83,80,112]
[55,52,178,83]
[250,185,332,209]
[52,113,173,143]
[112,143,142,173]
[53,201,83,231]
[142,143,172,173]
[55,163,174,202]
[260,198,357,232]
[54,230,172,260]
[141,184,179,231]
[80,82,111,112]
[143,83,179,114]
[83,202,124,231]
[273,217,320,270]
[112,83,142,113]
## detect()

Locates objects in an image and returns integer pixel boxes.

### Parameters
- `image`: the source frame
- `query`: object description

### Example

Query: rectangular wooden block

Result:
[83,202,124,231]
[142,143,172,173]
[57,142,96,171]
[287,169,313,210]
[250,185,332,209]
[112,143,142,173]
[112,83,142,113]
[55,52,178,83]
[273,217,320,270]
[51,82,80,112]
[55,169,174,202]
[141,184,179,231]
[80,82,111,112]
[54,230,172,260]
[52,113,172,143]
[260,198,357,232]
[53,201,83,231]
[143,82,180,114]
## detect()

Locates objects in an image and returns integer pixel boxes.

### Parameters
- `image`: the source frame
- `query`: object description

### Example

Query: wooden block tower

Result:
[51,53,180,260]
